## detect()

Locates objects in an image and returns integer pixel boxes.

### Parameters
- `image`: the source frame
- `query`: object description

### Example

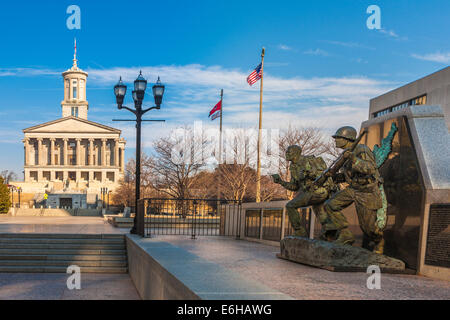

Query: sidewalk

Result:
[0,273,140,300]
[154,235,450,300]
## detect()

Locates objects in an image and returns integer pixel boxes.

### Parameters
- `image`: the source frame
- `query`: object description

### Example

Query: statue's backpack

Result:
[304,155,327,178]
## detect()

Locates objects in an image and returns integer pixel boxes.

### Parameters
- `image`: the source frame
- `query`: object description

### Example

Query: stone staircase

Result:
[0,233,128,273]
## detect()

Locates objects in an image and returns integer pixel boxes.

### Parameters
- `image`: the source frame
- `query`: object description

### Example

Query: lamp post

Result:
[9,186,14,209]
[101,187,108,209]
[113,72,165,235]
[18,187,21,208]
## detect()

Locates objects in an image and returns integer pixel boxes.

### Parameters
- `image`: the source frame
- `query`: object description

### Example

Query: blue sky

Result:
[0,0,449,178]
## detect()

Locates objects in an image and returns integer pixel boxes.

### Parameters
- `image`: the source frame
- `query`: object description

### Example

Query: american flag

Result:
[247,63,262,86]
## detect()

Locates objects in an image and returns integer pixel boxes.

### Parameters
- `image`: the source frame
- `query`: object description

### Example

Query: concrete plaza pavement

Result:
[154,235,450,300]
[0,273,140,300]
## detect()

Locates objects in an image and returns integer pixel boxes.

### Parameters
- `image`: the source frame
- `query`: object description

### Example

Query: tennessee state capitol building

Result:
[15,44,126,208]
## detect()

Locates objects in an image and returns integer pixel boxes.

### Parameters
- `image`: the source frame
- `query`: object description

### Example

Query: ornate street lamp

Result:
[113,72,166,235]
[114,77,127,108]
[152,77,165,108]
[134,71,147,101]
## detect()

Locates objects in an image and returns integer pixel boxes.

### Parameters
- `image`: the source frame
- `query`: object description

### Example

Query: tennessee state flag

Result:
[208,100,222,117]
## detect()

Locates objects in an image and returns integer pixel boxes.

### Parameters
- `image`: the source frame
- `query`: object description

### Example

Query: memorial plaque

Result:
[245,209,261,239]
[425,204,450,268]
[262,209,283,241]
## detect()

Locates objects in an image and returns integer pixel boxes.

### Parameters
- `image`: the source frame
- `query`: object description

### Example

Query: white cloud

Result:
[379,29,398,38]
[85,64,393,129]
[0,68,59,77]
[303,48,330,56]
[411,52,450,64]
[2,64,395,149]
[320,40,375,50]
[378,29,408,41]
[278,44,292,51]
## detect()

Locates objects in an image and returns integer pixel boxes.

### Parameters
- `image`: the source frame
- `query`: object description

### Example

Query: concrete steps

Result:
[0,233,128,273]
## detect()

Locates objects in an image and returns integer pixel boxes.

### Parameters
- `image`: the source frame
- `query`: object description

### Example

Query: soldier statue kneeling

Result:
[321,126,391,254]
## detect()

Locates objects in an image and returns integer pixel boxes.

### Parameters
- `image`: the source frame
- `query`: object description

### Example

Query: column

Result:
[77,77,80,100]
[114,139,119,167]
[56,139,61,165]
[50,138,56,165]
[101,138,107,166]
[63,138,68,165]
[120,147,125,172]
[69,78,73,100]
[76,138,81,165]
[23,138,29,166]
[50,170,55,181]
[89,138,94,166]
[45,138,50,165]
[37,138,43,166]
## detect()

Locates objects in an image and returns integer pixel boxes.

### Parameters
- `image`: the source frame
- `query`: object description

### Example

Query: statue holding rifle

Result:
[315,124,397,254]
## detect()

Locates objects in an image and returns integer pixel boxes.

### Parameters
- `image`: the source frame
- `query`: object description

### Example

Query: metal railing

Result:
[137,198,242,239]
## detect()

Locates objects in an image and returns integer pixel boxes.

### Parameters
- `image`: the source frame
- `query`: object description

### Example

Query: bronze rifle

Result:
[313,130,367,187]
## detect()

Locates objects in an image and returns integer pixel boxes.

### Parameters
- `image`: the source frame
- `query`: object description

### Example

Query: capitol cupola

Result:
[61,39,89,120]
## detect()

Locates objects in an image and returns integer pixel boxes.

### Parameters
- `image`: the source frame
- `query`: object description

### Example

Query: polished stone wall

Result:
[363,116,423,268]
[361,105,450,280]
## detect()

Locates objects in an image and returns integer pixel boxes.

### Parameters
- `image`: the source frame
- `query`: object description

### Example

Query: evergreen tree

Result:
[0,177,11,214]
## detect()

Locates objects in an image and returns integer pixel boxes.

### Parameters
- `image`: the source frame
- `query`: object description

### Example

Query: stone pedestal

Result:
[278,236,406,273]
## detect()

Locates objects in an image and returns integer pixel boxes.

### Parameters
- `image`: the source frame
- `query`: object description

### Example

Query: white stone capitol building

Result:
[19,45,126,208]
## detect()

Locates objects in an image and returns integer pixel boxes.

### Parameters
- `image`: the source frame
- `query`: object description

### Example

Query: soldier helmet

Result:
[332,126,357,141]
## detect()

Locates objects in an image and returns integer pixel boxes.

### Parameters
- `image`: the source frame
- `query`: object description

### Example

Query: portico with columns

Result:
[23,121,126,186]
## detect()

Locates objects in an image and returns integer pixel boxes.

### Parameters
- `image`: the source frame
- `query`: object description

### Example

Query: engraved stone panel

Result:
[425,204,450,268]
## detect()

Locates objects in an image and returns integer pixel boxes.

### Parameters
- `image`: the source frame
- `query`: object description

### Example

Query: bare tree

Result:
[259,175,286,202]
[111,175,134,208]
[214,129,256,202]
[0,170,17,184]
[321,137,341,163]
[189,170,216,199]
[111,154,156,208]
[217,164,256,201]
[150,127,207,200]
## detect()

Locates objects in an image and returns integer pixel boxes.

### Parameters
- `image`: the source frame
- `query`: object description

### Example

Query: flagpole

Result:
[256,47,265,203]
[217,89,223,202]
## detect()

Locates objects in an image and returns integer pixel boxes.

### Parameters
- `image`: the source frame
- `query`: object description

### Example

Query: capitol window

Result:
[71,107,78,117]
[72,80,77,99]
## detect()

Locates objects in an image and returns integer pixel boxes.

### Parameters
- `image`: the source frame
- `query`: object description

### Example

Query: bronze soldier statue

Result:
[272,145,335,237]
[321,126,386,254]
